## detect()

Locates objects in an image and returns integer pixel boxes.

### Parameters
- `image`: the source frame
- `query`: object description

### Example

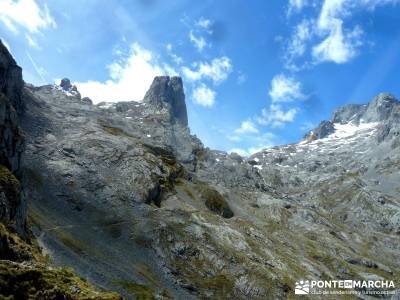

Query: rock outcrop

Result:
[58,77,81,99]
[143,76,188,126]
[0,40,25,236]
[304,120,335,141]
[332,103,365,124]
[363,93,400,123]
[0,41,23,112]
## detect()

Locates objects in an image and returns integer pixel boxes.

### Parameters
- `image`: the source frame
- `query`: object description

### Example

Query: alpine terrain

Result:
[0,39,399,299]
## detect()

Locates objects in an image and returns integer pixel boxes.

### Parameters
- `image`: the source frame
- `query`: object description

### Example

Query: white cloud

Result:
[25,34,40,49]
[257,104,298,128]
[312,0,363,64]
[248,145,270,155]
[288,0,309,15]
[182,56,232,85]
[189,30,208,52]
[227,135,242,142]
[285,0,400,67]
[196,17,213,31]
[269,74,305,103]
[229,148,250,157]
[166,43,183,65]
[360,0,400,9]
[0,0,56,34]
[312,24,362,64]
[192,83,216,107]
[26,51,47,83]
[76,43,176,104]
[234,120,259,134]
[229,132,274,156]
[237,71,247,85]
[285,19,313,68]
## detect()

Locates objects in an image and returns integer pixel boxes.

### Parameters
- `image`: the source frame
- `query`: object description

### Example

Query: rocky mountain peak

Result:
[306,92,400,143]
[0,40,23,112]
[60,78,72,91]
[332,103,366,124]
[363,92,399,123]
[304,120,335,141]
[143,76,188,126]
[58,78,81,99]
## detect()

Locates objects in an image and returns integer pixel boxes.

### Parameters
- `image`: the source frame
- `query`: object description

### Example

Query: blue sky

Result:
[1,0,400,155]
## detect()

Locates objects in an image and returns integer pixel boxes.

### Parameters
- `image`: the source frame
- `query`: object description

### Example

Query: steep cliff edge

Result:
[0,40,121,300]
[0,40,26,238]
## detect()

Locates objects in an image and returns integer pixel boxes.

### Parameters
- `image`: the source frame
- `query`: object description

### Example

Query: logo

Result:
[294,279,396,296]
[343,280,353,289]
[295,280,310,295]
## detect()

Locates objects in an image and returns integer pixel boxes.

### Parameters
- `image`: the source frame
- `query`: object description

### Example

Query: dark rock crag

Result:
[143,76,188,126]
[0,40,25,236]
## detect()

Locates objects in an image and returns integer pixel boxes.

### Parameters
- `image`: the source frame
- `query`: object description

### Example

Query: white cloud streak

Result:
[257,104,298,128]
[269,74,305,103]
[285,0,400,67]
[189,30,208,52]
[234,120,259,134]
[191,83,216,107]
[182,56,233,85]
[0,0,56,34]
[312,0,363,64]
[26,51,47,84]
[76,43,176,104]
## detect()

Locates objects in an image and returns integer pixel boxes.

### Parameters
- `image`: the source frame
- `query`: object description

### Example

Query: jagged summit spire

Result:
[60,78,72,91]
[57,78,82,99]
[143,76,188,126]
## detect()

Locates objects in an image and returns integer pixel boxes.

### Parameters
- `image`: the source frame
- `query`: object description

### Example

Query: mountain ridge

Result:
[1,39,400,299]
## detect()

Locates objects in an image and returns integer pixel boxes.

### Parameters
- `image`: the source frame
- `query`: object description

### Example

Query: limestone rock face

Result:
[0,40,25,236]
[332,103,366,124]
[0,41,23,112]
[143,76,188,126]
[363,93,400,123]
[305,120,335,141]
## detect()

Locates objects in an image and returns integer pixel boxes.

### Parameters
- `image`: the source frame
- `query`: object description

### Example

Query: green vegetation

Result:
[172,257,235,299]
[98,120,132,138]
[0,224,120,299]
[57,230,87,256]
[0,165,20,204]
[115,281,155,300]
[342,171,359,179]
[0,261,121,299]
[0,223,33,262]
[195,183,234,218]
[143,144,177,167]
